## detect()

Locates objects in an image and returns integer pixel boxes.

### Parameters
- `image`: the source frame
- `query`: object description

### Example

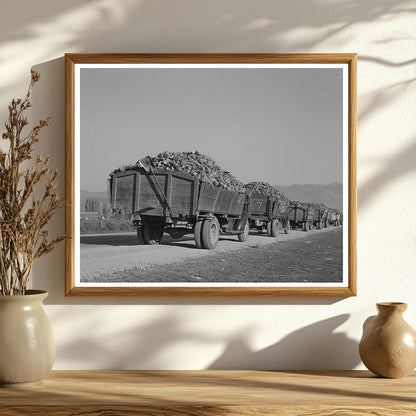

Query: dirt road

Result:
[80,227,341,283]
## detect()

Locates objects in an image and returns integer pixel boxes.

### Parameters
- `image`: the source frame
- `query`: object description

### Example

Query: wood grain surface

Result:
[1,370,415,415]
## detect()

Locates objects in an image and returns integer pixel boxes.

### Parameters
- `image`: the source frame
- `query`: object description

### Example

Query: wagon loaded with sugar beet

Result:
[326,208,343,227]
[244,182,291,237]
[108,154,250,250]
[311,203,328,230]
[288,201,314,232]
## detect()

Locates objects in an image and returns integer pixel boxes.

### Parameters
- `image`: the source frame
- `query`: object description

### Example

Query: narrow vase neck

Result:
[377,302,407,317]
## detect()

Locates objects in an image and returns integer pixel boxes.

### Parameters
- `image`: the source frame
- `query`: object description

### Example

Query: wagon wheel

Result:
[201,217,220,249]
[237,220,249,242]
[268,219,279,237]
[136,226,146,245]
[143,223,164,245]
[194,220,204,249]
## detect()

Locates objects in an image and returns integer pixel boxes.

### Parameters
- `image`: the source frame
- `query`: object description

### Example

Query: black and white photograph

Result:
[65,54,356,296]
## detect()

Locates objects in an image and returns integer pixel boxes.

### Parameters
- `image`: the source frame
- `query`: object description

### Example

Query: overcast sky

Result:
[80,66,344,192]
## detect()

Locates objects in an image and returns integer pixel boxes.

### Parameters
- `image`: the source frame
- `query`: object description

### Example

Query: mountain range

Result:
[276,183,343,211]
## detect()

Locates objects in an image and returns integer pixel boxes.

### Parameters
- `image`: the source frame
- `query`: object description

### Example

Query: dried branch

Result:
[0,71,66,295]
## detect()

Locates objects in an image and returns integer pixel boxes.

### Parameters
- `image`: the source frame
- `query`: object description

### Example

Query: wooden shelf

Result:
[1,370,415,415]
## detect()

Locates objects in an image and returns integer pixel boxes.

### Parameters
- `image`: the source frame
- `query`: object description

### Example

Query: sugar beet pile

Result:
[244,181,289,202]
[113,151,293,202]
[151,151,245,192]
[113,151,245,192]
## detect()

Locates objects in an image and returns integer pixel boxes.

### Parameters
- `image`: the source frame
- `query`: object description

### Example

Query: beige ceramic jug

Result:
[359,302,416,378]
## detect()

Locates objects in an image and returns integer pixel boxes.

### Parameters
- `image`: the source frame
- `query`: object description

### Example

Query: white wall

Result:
[1,0,415,370]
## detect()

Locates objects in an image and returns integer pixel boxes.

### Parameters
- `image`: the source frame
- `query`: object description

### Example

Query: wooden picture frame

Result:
[65,53,356,296]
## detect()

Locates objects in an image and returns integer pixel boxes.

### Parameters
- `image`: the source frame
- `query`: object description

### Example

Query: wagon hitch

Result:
[235,193,250,232]
[138,156,175,218]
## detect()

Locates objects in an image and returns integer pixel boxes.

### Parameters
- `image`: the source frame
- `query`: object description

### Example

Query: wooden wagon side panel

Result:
[249,193,271,219]
[170,174,196,218]
[288,206,297,222]
[273,199,291,219]
[112,173,136,217]
[198,183,246,217]
[136,172,168,217]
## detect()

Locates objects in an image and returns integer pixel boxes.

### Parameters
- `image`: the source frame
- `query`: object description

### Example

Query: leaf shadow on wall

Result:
[356,55,416,211]
[358,138,416,210]
[53,308,359,370]
[207,314,360,370]
[0,0,414,97]
[54,312,215,369]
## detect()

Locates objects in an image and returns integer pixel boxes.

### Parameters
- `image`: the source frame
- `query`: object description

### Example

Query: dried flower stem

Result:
[0,71,65,295]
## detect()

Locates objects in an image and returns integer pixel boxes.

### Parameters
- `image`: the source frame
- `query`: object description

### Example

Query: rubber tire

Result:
[136,226,146,245]
[201,218,220,250]
[237,220,249,242]
[302,222,308,232]
[194,220,204,249]
[316,221,321,230]
[267,219,279,237]
[143,223,164,245]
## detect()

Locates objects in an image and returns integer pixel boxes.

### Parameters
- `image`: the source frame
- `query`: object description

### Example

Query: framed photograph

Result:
[65,53,356,296]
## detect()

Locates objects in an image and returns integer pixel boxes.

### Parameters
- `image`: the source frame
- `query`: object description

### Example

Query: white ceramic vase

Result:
[0,290,55,387]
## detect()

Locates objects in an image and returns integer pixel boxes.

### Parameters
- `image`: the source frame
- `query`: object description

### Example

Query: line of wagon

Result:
[108,157,343,250]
